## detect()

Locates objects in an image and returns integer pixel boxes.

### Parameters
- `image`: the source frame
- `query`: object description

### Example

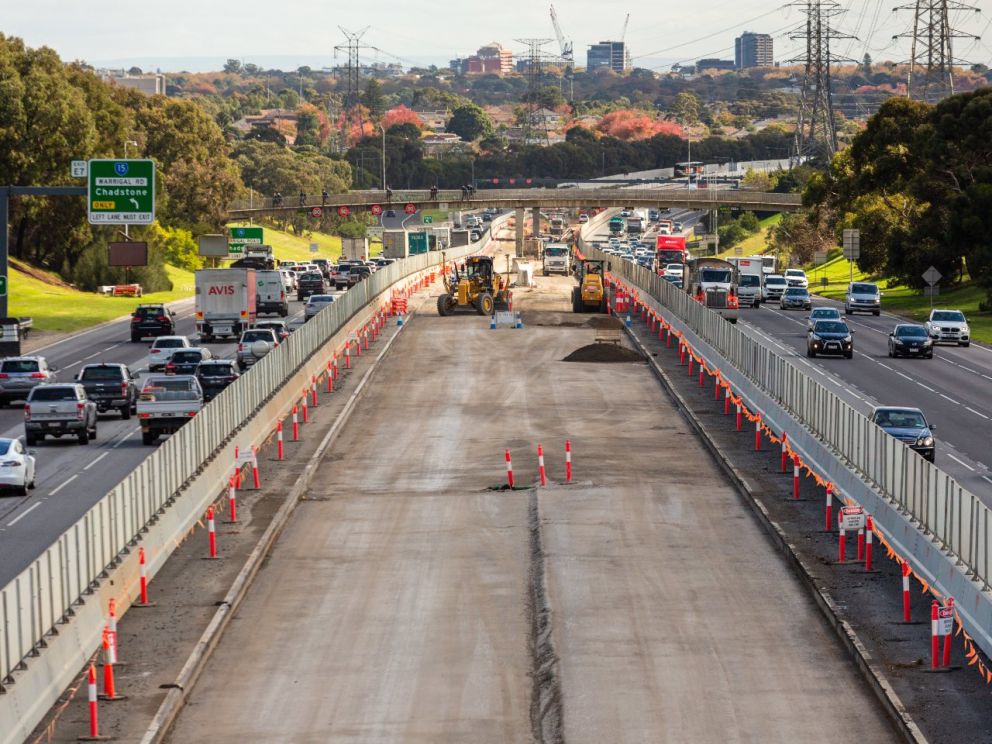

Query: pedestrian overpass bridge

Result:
[225,187,802,221]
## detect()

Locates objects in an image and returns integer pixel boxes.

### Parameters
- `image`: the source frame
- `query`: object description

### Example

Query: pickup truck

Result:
[24,383,98,445]
[137,375,204,445]
[75,363,138,419]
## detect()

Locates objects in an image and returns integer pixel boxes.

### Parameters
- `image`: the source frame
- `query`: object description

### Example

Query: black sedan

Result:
[870,406,936,462]
[780,287,812,311]
[196,360,241,402]
[807,320,854,358]
[887,324,934,359]
[165,348,212,375]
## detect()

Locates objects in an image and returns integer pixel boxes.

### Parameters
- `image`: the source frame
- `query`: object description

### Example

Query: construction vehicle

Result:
[572,259,610,313]
[436,255,510,316]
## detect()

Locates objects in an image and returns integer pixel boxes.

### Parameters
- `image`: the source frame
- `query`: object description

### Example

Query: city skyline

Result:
[2,0,957,73]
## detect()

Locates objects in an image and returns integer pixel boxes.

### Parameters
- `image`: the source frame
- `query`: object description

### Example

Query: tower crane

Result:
[549,4,574,71]
[620,13,630,43]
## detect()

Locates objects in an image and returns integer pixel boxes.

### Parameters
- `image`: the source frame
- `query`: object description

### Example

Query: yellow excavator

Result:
[572,259,610,313]
[437,255,511,316]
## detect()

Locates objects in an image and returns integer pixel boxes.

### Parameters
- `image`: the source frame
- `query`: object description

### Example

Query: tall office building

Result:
[735,32,774,69]
[587,41,630,73]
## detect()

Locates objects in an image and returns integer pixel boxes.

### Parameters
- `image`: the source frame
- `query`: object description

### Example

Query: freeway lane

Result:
[737,299,992,496]
[0,295,310,585]
[587,217,992,500]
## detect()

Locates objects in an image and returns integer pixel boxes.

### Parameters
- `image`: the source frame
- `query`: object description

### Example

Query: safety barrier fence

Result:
[226,187,802,215]
[0,232,493,696]
[577,226,992,665]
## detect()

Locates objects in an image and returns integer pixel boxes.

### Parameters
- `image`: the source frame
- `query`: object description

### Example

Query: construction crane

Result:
[549,4,573,70]
[620,13,630,43]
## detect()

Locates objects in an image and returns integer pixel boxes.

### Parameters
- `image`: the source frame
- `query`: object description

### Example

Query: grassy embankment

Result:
[9,225,351,333]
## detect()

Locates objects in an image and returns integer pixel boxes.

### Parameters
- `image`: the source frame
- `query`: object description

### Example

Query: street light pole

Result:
[123,140,138,238]
[381,124,387,191]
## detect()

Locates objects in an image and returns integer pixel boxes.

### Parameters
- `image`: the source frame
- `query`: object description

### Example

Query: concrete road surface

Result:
[165,275,897,743]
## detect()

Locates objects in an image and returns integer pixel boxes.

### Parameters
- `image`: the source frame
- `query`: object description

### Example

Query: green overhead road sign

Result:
[229,226,264,255]
[88,159,155,224]
[408,232,429,255]
[422,215,433,224]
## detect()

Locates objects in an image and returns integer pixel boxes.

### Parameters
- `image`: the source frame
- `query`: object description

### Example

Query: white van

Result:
[255,270,289,317]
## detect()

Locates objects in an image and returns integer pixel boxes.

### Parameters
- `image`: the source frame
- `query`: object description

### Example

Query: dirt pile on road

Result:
[563,342,644,363]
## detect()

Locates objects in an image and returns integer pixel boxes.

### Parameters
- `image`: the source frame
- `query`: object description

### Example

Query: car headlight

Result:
[844,336,852,343]
[811,334,821,341]
[916,436,934,447]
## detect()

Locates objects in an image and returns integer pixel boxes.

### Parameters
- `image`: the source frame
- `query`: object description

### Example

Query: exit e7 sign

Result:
[88,159,156,225]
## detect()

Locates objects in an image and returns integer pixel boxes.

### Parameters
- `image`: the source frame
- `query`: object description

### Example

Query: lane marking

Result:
[895,371,913,381]
[82,352,102,360]
[939,393,960,405]
[83,451,110,471]
[877,362,894,371]
[111,428,140,448]
[947,454,976,472]
[6,501,41,527]
[49,474,78,495]
[966,407,990,420]
[983,475,992,486]
[916,381,936,392]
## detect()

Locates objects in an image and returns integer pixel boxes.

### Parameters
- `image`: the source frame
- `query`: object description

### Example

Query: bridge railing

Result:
[0,234,492,693]
[579,232,992,659]
[226,188,802,214]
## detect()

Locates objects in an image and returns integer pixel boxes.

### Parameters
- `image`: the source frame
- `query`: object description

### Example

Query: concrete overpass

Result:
[225,187,802,221]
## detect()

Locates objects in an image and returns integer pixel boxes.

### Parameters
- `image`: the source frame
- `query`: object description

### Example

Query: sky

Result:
[3,0,989,72]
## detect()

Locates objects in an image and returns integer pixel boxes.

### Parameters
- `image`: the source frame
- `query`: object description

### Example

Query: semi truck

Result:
[626,215,644,235]
[195,268,257,342]
[549,216,565,237]
[609,216,625,236]
[684,258,739,324]
[655,235,689,268]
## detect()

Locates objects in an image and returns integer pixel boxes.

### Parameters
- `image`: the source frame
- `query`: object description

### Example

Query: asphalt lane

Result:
[738,298,992,497]
[0,296,311,585]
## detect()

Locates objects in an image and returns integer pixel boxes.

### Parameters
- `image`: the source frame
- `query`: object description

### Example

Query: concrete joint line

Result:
[527,491,564,744]
[138,301,419,744]
[624,325,928,744]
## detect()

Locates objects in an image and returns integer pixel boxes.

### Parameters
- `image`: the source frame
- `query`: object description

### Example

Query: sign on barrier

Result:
[936,605,954,636]
[839,505,866,531]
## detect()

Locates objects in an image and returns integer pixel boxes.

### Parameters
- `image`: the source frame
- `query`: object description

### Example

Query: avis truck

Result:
[195,268,257,342]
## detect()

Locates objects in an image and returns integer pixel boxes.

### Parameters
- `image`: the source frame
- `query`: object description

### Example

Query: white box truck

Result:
[341,237,370,261]
[735,257,764,308]
[195,268,257,342]
[382,230,409,259]
[542,243,572,275]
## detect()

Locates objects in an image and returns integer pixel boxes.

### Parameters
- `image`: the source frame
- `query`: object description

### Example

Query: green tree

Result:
[738,211,760,233]
[224,58,242,74]
[446,103,493,141]
[671,91,701,125]
[362,79,385,122]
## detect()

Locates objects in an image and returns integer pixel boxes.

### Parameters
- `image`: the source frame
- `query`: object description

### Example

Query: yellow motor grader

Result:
[437,255,510,316]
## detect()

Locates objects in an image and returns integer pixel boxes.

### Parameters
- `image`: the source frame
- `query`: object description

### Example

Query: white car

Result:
[279,269,297,292]
[763,274,788,301]
[784,269,809,288]
[664,263,684,279]
[806,307,842,330]
[578,214,589,224]
[304,294,336,321]
[0,437,36,495]
[147,336,192,372]
[925,309,971,347]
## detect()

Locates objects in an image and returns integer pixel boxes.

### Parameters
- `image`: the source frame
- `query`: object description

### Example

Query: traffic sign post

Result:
[369,204,383,217]
[337,205,351,218]
[842,229,860,284]
[87,159,155,225]
[922,266,942,309]
[309,206,323,219]
[404,203,417,215]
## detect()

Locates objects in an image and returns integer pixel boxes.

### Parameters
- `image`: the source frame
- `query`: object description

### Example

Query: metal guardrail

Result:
[578,232,992,652]
[0,240,483,689]
[225,188,802,216]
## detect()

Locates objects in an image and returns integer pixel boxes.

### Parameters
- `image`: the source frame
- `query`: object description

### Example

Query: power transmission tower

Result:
[789,0,855,161]
[334,27,372,152]
[515,38,554,144]
[893,0,981,103]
